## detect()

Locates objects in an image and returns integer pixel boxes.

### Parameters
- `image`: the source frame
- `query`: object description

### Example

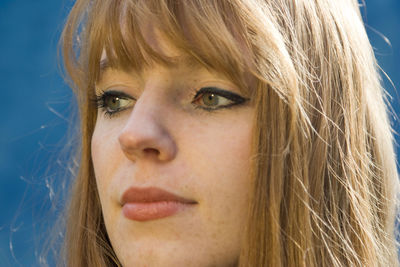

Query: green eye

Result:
[95,90,135,117]
[104,95,131,111]
[202,93,221,106]
[193,87,247,110]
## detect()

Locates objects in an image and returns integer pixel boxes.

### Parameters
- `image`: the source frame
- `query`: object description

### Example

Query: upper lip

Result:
[121,186,197,205]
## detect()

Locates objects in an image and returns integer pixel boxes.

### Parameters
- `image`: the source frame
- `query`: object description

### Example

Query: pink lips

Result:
[121,187,197,221]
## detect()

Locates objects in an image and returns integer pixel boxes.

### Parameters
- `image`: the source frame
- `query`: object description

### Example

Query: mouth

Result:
[121,186,197,222]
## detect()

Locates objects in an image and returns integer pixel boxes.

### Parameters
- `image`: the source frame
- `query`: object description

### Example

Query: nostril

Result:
[143,148,160,156]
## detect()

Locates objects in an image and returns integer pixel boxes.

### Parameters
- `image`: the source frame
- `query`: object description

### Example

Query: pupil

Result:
[107,96,120,109]
[204,93,218,106]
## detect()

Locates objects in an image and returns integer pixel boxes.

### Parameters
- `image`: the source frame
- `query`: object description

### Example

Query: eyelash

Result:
[93,87,248,118]
[93,90,135,118]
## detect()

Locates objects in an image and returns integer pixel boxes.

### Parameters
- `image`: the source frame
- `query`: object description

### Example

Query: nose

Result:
[118,94,177,162]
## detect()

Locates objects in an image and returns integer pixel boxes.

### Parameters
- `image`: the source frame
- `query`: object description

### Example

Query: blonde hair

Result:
[57,0,399,266]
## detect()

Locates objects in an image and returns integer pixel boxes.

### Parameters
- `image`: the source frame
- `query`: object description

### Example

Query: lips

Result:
[121,187,197,221]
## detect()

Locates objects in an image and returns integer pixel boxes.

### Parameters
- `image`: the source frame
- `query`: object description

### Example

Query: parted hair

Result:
[56,0,399,266]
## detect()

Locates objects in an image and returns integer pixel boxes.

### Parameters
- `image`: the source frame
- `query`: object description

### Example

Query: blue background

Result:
[0,1,399,266]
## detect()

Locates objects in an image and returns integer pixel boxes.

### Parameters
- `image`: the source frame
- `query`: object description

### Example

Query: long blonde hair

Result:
[57,0,399,266]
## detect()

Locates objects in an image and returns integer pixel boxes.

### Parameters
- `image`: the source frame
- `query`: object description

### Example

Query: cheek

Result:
[182,113,254,259]
[185,113,254,219]
[91,120,124,200]
[191,116,253,182]
[91,124,108,202]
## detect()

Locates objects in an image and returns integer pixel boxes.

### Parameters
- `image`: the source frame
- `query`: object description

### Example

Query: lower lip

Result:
[122,201,194,221]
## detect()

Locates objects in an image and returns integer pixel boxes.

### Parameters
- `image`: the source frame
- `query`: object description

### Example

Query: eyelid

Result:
[193,87,246,102]
[100,89,135,100]
[95,79,136,94]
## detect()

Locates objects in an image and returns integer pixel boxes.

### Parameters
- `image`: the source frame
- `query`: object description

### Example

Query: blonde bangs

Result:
[82,0,258,96]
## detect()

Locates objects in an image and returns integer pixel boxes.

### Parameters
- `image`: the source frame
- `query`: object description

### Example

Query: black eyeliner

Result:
[94,90,134,106]
[194,87,248,105]
[100,90,134,100]
[93,90,135,117]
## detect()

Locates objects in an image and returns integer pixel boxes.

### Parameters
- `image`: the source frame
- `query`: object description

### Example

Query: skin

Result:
[91,31,255,267]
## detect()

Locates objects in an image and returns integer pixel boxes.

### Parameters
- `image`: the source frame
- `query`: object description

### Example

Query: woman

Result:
[56,0,399,266]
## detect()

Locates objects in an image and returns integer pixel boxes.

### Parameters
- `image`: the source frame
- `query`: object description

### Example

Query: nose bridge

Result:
[118,80,177,162]
[124,76,168,130]
[128,86,161,125]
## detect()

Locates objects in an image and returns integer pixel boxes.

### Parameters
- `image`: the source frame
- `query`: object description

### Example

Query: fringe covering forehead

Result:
[84,0,261,94]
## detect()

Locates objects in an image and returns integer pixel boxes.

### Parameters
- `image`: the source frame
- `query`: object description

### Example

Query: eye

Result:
[199,92,232,107]
[192,87,247,111]
[94,90,135,117]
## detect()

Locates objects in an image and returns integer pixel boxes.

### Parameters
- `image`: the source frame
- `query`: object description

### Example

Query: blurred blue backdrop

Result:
[0,0,399,266]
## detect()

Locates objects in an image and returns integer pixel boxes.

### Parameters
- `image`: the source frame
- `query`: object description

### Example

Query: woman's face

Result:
[91,32,255,267]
